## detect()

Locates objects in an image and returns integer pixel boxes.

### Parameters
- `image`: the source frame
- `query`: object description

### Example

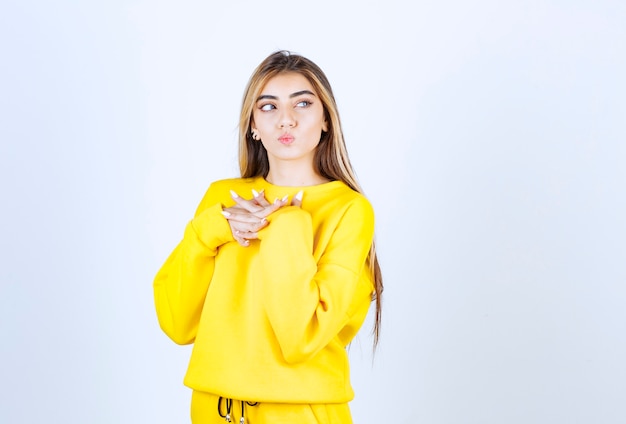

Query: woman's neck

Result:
[265,162,329,187]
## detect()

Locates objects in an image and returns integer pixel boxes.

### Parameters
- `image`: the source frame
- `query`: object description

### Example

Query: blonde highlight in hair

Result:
[237,50,383,346]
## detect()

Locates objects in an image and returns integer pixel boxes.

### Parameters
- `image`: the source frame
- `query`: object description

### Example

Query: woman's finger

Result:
[221,209,264,224]
[234,235,249,247]
[232,221,268,246]
[230,190,265,213]
[235,229,260,241]
[232,190,286,218]
[225,219,266,247]
[235,194,284,219]
[235,218,268,234]
[252,189,271,207]
[290,190,303,208]
[223,210,268,231]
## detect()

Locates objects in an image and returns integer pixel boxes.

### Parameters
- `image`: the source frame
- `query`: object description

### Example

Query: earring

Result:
[251,130,260,141]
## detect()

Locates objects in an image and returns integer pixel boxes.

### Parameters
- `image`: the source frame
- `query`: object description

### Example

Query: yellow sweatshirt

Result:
[154,176,375,403]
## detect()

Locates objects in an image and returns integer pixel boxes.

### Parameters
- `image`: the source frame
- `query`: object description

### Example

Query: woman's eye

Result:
[296,100,311,108]
[260,104,275,111]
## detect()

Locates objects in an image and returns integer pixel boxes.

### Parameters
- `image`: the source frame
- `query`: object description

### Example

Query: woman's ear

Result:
[251,127,260,141]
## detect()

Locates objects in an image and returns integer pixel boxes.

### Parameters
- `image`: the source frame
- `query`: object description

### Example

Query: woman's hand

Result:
[222,189,302,246]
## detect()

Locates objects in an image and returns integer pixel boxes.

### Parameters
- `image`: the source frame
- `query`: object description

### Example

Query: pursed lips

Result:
[278,133,294,144]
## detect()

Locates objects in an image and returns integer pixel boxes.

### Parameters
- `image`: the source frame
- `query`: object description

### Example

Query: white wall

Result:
[1,0,625,423]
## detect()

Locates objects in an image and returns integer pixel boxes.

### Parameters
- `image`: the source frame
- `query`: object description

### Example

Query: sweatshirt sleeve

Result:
[153,187,234,345]
[257,198,375,364]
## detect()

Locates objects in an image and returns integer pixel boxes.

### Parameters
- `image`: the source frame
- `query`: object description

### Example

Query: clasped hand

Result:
[222,189,303,247]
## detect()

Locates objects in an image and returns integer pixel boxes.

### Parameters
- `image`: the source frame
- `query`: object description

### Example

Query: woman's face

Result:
[252,72,328,169]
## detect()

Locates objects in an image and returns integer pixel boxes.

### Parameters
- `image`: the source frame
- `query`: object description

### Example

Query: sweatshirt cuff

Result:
[189,203,234,249]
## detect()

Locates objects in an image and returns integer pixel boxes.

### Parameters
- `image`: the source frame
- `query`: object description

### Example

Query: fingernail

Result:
[261,218,267,224]
[294,190,304,202]
[281,195,289,202]
[252,189,259,197]
[221,210,231,217]
[273,197,279,204]
[230,190,238,199]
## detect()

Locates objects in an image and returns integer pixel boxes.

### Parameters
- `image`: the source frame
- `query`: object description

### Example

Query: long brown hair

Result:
[238,50,384,346]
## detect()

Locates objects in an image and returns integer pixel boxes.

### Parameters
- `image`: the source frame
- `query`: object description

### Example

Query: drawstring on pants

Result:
[218,397,258,424]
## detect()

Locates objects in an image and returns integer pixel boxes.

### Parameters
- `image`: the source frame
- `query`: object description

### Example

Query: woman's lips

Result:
[278,134,294,144]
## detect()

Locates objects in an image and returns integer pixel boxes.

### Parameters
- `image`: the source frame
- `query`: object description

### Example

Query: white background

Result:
[1,0,625,423]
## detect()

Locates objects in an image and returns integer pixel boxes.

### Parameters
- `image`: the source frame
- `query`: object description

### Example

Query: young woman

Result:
[154,50,383,424]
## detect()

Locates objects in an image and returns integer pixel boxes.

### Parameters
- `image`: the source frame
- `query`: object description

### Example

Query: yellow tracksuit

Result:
[154,176,375,423]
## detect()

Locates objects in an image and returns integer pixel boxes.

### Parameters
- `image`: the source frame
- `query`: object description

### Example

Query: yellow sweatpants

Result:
[190,390,353,424]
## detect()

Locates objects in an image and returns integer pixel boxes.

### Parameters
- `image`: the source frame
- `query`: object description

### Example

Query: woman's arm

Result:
[257,197,375,364]
[153,187,234,345]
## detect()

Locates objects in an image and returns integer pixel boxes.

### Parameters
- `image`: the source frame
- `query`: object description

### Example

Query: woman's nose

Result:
[278,110,296,128]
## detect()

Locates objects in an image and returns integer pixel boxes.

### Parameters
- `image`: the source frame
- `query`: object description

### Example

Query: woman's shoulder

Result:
[342,189,374,220]
[314,182,375,220]
[328,181,372,205]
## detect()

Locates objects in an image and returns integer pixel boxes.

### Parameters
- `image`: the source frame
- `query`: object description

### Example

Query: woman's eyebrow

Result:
[289,90,316,98]
[256,90,316,102]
